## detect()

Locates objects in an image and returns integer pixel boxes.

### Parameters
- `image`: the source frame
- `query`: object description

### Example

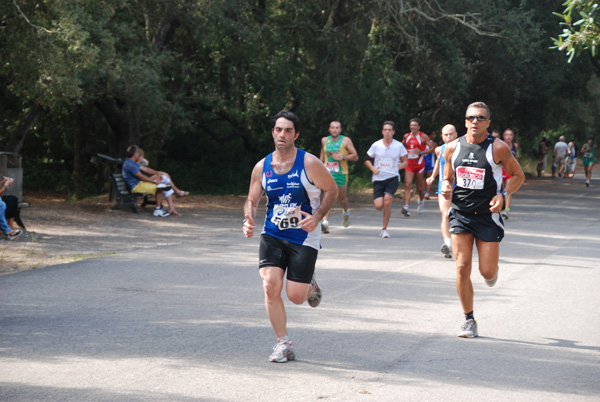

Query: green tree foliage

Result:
[1,0,599,197]
[553,0,600,62]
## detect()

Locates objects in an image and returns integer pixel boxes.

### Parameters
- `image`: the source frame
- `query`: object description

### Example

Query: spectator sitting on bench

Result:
[136,148,186,216]
[138,148,189,199]
[0,176,22,239]
[122,145,174,217]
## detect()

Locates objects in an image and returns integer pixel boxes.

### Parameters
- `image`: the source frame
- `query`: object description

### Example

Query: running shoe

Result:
[6,230,22,241]
[342,211,350,228]
[500,210,509,220]
[586,180,590,187]
[307,275,322,307]
[458,319,478,338]
[321,220,329,234]
[380,229,390,238]
[424,192,430,200]
[485,269,498,288]
[153,208,170,217]
[441,243,452,259]
[418,200,425,214]
[401,206,411,217]
[269,339,295,363]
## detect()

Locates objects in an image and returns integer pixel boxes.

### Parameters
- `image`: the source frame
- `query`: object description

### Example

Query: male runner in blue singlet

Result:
[441,102,524,339]
[243,111,338,362]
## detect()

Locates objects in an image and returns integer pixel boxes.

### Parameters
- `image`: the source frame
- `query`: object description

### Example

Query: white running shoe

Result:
[307,275,322,308]
[269,339,295,363]
[485,269,498,287]
[418,200,425,214]
[401,206,411,217]
[441,243,452,258]
[321,220,329,234]
[380,229,390,238]
[153,208,170,217]
[342,211,350,228]
[458,319,478,338]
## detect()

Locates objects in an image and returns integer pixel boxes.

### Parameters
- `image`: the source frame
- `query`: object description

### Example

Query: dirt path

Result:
[0,193,250,275]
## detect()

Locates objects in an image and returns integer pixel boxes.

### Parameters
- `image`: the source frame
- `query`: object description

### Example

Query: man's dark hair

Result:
[126,145,138,158]
[330,120,342,128]
[383,120,395,130]
[491,129,501,135]
[272,110,300,132]
[409,118,421,126]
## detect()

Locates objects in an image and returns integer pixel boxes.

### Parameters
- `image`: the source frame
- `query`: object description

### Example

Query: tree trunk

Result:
[94,96,140,159]
[6,103,43,154]
[72,105,86,199]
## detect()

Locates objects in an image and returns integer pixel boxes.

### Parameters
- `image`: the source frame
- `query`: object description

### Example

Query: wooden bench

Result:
[109,173,154,213]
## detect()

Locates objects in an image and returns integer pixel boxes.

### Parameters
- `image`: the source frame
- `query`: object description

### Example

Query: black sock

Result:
[465,311,474,321]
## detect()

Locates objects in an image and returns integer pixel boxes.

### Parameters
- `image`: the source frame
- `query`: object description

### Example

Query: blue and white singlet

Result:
[261,149,321,250]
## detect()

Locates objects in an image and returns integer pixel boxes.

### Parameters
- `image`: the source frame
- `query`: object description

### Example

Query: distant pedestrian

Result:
[426,124,458,258]
[401,118,434,216]
[423,129,438,200]
[364,121,408,238]
[553,136,569,178]
[500,128,518,220]
[536,137,550,177]
[581,138,597,187]
[319,120,359,233]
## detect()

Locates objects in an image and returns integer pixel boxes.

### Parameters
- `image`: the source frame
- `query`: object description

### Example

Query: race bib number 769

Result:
[456,166,485,190]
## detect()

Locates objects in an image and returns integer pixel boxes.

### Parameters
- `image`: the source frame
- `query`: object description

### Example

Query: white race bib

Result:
[377,158,393,170]
[271,205,302,230]
[456,166,485,190]
[326,161,340,173]
[407,149,420,159]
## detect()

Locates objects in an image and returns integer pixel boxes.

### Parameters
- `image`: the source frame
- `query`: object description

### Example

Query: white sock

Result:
[278,336,289,343]
[444,238,452,248]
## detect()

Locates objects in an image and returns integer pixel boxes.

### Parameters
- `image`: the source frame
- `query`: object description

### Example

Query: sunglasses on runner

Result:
[465,115,488,122]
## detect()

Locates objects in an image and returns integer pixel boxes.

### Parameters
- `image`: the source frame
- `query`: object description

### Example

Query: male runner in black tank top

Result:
[441,102,524,338]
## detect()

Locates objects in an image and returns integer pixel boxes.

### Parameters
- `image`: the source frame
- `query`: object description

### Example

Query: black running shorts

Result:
[373,177,399,199]
[448,208,504,242]
[259,235,318,284]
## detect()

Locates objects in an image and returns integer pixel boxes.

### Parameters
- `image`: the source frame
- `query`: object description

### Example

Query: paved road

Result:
[1,177,599,401]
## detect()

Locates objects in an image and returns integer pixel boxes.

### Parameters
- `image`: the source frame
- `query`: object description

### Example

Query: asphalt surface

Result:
[1,176,599,401]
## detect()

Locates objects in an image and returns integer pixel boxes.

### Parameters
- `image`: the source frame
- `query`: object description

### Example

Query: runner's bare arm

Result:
[441,140,457,200]
[490,140,525,212]
[398,155,408,171]
[243,159,265,238]
[426,146,442,185]
[304,153,338,232]
[320,137,327,163]
[423,134,435,154]
[342,137,359,162]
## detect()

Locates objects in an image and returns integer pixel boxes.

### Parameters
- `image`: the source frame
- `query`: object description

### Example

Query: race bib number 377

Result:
[456,166,485,190]
[271,205,302,230]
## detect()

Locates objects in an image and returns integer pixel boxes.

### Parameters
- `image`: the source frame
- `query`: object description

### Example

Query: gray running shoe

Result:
[418,200,425,214]
[500,210,509,220]
[458,319,478,338]
[342,211,350,228]
[441,243,452,259]
[401,206,411,217]
[321,220,329,234]
[269,339,295,363]
[307,276,322,307]
[485,269,498,287]
[380,229,390,238]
